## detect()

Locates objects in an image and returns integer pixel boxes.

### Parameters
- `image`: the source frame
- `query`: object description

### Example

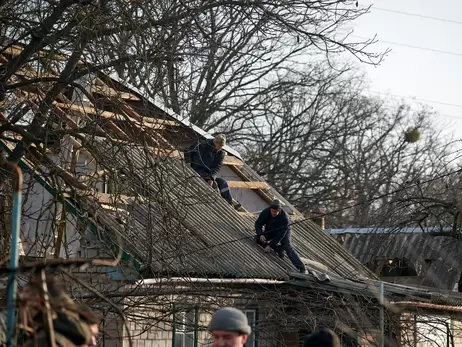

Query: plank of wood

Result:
[54,101,178,128]
[0,95,30,108]
[54,102,124,120]
[148,147,244,166]
[15,69,57,79]
[79,170,107,182]
[228,165,274,204]
[92,84,140,101]
[93,192,134,205]
[227,181,268,190]
[223,155,244,166]
[142,117,178,127]
[238,211,260,217]
[1,44,70,61]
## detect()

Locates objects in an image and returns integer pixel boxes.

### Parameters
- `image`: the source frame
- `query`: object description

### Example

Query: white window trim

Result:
[243,310,257,347]
[175,309,197,347]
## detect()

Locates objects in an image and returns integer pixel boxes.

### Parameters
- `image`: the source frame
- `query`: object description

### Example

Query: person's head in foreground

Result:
[78,304,101,347]
[209,307,251,347]
[303,329,341,347]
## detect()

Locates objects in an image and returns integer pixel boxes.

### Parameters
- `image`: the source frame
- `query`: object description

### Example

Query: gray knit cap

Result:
[208,307,251,335]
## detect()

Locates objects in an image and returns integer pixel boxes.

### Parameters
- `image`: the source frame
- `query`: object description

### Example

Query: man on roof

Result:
[184,134,240,209]
[255,199,306,273]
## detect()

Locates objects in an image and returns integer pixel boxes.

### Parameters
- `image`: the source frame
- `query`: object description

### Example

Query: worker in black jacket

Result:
[255,199,306,273]
[184,134,237,207]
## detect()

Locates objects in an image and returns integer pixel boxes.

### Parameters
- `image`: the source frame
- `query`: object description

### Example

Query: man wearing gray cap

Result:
[208,307,251,347]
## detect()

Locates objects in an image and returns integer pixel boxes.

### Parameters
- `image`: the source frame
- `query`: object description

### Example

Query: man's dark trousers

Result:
[194,169,233,204]
[214,177,233,204]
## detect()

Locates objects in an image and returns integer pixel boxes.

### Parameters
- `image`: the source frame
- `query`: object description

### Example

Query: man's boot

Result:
[230,200,242,210]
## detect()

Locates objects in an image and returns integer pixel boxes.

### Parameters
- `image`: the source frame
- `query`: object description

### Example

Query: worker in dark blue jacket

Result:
[255,199,306,273]
[184,134,238,208]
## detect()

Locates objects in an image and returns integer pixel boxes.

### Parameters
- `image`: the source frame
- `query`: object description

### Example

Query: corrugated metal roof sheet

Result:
[289,272,462,306]
[339,233,462,290]
[87,138,374,281]
[326,227,451,234]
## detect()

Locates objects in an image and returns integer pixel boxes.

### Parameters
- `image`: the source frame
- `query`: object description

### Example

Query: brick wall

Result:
[93,289,278,347]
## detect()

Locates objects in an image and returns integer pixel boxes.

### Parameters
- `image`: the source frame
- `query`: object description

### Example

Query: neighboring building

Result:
[328,227,462,347]
[2,45,462,347]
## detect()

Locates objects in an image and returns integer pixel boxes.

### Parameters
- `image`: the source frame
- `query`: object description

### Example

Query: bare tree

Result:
[112,0,386,130]
[238,67,459,228]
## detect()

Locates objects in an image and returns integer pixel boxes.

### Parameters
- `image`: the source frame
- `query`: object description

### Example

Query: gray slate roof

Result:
[338,232,462,291]
[87,138,375,281]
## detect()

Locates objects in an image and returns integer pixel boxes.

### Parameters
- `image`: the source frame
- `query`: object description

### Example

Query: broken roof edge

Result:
[288,274,462,307]
[136,277,285,286]
[91,72,306,217]
[105,73,243,161]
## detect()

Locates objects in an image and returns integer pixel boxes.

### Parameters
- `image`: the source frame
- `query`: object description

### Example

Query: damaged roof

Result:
[0,45,377,284]
[83,138,373,281]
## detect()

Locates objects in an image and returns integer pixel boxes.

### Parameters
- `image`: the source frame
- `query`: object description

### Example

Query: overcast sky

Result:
[347,0,462,139]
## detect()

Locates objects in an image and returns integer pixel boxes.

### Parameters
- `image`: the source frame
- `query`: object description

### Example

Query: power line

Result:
[352,35,462,58]
[365,91,462,116]
[371,7,462,26]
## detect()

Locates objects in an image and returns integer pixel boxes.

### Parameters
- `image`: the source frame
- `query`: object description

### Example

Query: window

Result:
[174,308,198,347]
[380,258,417,277]
[103,172,132,195]
[244,310,257,347]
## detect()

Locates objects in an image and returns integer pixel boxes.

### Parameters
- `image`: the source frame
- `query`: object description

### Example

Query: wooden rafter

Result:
[53,101,179,129]
[1,44,74,61]
[91,84,140,101]
[15,69,57,79]
[227,181,268,190]
[79,170,106,182]
[93,192,134,205]
[147,147,243,166]
[228,165,275,204]
[0,95,30,108]
[238,211,260,216]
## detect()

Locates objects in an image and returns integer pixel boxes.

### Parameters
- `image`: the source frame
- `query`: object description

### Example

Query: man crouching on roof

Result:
[255,199,306,273]
[184,134,241,210]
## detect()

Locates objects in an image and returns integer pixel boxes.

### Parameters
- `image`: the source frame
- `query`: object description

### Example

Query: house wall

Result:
[88,289,279,347]
[218,166,269,213]
[400,313,462,347]
[19,149,105,259]
[20,172,82,258]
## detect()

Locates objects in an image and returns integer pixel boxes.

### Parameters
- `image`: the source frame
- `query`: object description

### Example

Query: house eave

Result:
[135,277,285,286]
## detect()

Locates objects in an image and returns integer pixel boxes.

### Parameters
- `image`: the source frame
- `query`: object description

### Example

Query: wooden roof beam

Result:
[228,165,274,204]
[91,84,140,101]
[147,147,243,166]
[227,181,268,190]
[1,44,74,61]
[53,101,178,129]
[93,192,134,205]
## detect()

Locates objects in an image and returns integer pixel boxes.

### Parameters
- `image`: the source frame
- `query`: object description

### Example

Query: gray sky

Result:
[348,0,462,138]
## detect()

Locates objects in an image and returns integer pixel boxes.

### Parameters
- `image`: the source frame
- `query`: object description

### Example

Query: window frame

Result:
[243,309,258,347]
[173,307,199,347]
